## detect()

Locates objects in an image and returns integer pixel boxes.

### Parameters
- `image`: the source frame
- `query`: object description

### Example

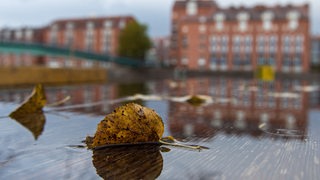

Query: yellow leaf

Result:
[9,84,47,118]
[92,145,163,179]
[9,84,47,140]
[186,95,206,106]
[90,103,164,148]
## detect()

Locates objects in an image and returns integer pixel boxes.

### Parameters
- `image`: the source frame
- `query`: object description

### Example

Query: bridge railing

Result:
[0,41,146,68]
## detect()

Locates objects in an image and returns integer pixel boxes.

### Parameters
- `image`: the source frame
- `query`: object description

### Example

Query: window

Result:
[15,29,22,40]
[49,24,58,45]
[199,25,206,33]
[102,29,112,53]
[262,11,274,31]
[4,30,11,40]
[283,36,291,53]
[215,13,225,31]
[182,25,188,33]
[257,35,264,53]
[186,1,197,16]
[237,12,249,32]
[233,35,241,53]
[221,54,227,68]
[64,22,74,46]
[295,35,304,53]
[287,11,300,30]
[245,35,252,53]
[198,58,206,69]
[210,56,218,70]
[85,22,95,51]
[25,29,33,42]
[181,57,189,66]
[104,20,113,28]
[119,20,126,29]
[258,54,265,65]
[182,35,188,48]
[269,35,277,53]
[211,36,217,52]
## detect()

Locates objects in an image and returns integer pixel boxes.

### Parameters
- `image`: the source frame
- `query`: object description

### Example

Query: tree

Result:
[118,21,152,61]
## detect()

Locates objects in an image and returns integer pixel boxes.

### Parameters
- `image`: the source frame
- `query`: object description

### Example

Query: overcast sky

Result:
[0,0,319,37]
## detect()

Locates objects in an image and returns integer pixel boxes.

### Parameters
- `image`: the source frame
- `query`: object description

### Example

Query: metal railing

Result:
[0,41,146,67]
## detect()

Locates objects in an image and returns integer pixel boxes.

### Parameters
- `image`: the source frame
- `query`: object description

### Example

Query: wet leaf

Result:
[93,145,163,179]
[186,95,206,106]
[9,84,47,140]
[9,84,47,118]
[89,103,164,148]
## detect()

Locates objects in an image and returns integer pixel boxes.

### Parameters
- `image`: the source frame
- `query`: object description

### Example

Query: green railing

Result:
[0,41,146,67]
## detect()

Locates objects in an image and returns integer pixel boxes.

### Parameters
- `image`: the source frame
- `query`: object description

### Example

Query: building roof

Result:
[211,4,309,21]
[176,2,309,23]
[173,0,218,10]
[47,16,135,29]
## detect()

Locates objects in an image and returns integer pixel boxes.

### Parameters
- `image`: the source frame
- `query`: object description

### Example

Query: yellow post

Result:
[255,65,275,81]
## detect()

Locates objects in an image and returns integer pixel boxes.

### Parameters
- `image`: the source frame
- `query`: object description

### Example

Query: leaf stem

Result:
[159,139,203,151]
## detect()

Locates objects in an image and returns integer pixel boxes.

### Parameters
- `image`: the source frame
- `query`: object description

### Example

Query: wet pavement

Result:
[0,76,320,180]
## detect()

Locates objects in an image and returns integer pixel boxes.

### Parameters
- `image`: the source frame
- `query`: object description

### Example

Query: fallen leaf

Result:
[9,84,47,118]
[9,84,47,140]
[89,103,164,148]
[186,95,206,106]
[93,145,163,179]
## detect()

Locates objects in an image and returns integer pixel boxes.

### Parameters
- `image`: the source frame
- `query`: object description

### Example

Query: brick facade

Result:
[170,0,310,73]
[0,16,135,68]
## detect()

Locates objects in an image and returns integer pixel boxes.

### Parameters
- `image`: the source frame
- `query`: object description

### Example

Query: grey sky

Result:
[0,0,318,37]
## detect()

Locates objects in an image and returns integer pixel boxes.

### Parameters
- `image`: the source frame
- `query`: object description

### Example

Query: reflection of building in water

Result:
[0,84,118,116]
[170,0,310,73]
[168,78,309,140]
[0,16,135,68]
[311,36,320,66]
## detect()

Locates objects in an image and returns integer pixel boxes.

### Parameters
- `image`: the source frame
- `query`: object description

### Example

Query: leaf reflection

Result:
[10,112,46,140]
[92,145,163,179]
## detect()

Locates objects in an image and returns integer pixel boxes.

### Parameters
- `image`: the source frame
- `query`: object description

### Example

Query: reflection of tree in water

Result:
[10,112,46,140]
[117,83,148,105]
[92,145,163,179]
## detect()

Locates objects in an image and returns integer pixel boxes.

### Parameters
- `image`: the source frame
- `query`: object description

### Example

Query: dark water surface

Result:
[0,77,320,180]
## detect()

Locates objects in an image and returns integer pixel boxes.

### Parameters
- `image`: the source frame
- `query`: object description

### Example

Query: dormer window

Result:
[262,11,274,31]
[15,29,23,40]
[66,22,74,30]
[4,30,11,40]
[186,0,197,16]
[25,29,33,41]
[237,12,249,32]
[215,13,225,31]
[65,22,74,46]
[86,22,94,30]
[119,20,126,29]
[287,11,300,30]
[49,24,58,44]
[104,20,113,28]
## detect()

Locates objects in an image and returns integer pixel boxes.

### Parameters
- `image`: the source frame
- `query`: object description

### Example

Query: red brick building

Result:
[170,0,310,73]
[0,16,135,68]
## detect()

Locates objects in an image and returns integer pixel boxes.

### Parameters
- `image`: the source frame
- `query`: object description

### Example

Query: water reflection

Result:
[167,78,312,141]
[0,78,319,141]
[9,112,46,140]
[92,145,163,179]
